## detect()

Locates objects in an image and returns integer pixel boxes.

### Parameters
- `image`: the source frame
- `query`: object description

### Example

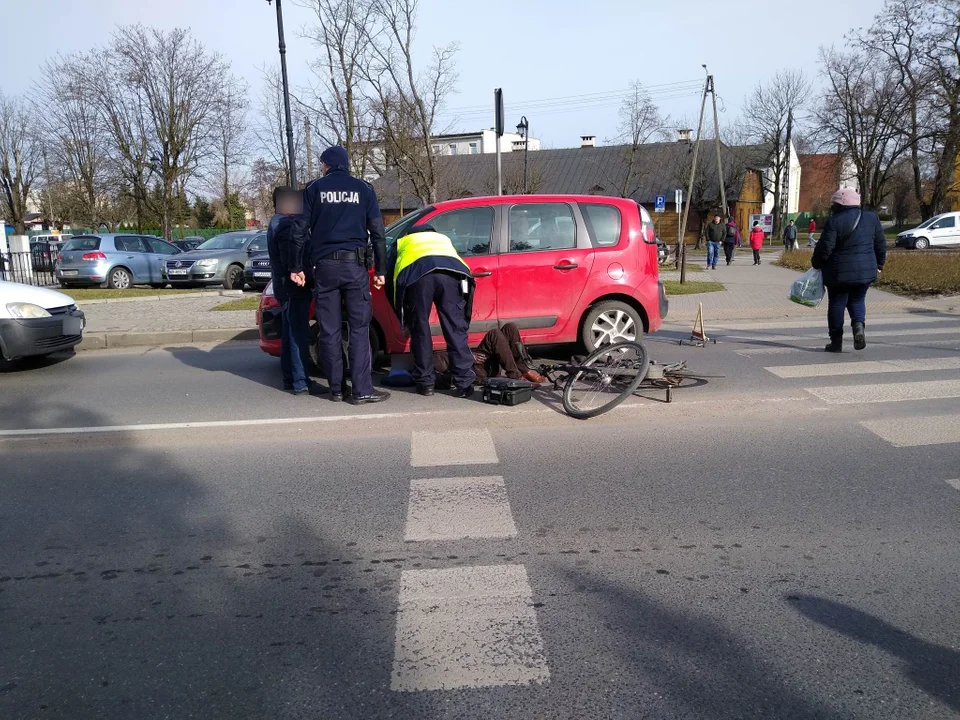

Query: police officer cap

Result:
[320,145,349,170]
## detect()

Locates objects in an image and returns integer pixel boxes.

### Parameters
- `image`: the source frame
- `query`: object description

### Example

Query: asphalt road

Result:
[1,313,959,719]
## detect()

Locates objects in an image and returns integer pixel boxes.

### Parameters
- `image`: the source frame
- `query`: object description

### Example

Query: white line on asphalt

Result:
[391,565,550,692]
[737,347,820,356]
[860,416,960,447]
[410,429,499,467]
[0,412,433,438]
[710,315,956,332]
[727,326,960,345]
[946,479,960,491]
[807,379,960,405]
[404,476,518,542]
[765,356,960,379]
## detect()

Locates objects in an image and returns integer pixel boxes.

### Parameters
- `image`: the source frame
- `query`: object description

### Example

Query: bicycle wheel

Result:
[562,341,649,419]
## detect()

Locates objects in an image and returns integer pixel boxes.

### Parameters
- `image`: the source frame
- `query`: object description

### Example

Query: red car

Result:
[257,194,667,362]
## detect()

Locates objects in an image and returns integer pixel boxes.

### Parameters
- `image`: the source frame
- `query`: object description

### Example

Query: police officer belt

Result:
[322,250,365,263]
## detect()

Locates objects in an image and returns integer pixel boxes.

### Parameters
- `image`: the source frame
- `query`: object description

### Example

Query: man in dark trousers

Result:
[434,322,547,389]
[705,214,725,270]
[290,146,389,405]
[267,187,317,395]
[388,224,476,398]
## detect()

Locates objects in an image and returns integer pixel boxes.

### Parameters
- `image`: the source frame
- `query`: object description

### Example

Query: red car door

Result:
[496,202,594,343]
[417,204,499,346]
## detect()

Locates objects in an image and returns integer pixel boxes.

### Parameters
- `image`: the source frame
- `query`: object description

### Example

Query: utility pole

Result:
[305,115,314,180]
[42,149,56,231]
[780,108,793,242]
[679,72,710,284]
[268,0,298,190]
[708,71,727,220]
[494,88,504,196]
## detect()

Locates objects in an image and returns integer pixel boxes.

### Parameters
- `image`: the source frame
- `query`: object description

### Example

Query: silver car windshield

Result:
[197,233,252,251]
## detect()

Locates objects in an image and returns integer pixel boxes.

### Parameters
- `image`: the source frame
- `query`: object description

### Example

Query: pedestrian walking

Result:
[811,188,886,353]
[388,224,476,398]
[784,219,799,250]
[807,218,817,247]
[267,187,317,395]
[723,217,740,265]
[290,145,389,405]
[705,214,725,270]
[749,222,765,265]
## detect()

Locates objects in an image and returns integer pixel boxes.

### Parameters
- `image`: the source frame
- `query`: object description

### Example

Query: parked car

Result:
[895,212,960,249]
[164,230,267,290]
[244,250,273,291]
[29,235,72,272]
[56,234,182,289]
[0,279,85,367]
[172,237,204,252]
[256,194,667,362]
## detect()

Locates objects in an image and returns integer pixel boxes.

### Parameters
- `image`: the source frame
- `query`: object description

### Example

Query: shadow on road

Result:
[0,398,434,718]
[788,594,960,713]
[165,342,291,392]
[0,349,76,374]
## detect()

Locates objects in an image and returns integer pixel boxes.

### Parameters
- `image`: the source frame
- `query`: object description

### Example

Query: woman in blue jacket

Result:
[811,188,886,353]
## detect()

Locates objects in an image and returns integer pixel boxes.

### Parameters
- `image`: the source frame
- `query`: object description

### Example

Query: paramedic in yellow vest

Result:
[388,224,477,398]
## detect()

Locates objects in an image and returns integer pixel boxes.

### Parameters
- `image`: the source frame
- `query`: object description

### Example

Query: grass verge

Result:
[62,287,206,300]
[662,280,725,295]
[212,296,261,311]
[776,249,960,296]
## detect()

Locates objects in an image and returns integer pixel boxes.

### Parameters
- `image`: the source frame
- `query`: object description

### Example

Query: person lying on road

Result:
[433,322,547,389]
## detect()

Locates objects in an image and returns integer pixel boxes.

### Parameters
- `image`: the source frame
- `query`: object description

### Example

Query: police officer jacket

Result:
[291,170,386,273]
[387,229,475,328]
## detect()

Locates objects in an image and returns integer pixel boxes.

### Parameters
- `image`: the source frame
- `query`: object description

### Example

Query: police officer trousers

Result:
[406,271,476,391]
[313,258,373,396]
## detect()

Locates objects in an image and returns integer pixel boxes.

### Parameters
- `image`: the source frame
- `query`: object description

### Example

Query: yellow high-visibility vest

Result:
[393,231,468,288]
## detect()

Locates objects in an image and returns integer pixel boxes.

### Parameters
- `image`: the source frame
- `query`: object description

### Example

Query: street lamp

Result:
[516,116,529,194]
[266,0,298,189]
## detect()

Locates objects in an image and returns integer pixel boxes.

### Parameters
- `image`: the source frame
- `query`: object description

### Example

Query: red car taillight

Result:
[82,251,107,261]
[57,253,63,262]
[642,220,656,243]
[261,294,280,310]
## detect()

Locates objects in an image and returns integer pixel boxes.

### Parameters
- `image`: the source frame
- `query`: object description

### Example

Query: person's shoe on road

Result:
[330,391,344,402]
[523,369,547,384]
[417,385,435,397]
[852,321,866,350]
[825,329,843,353]
[348,389,390,405]
[453,385,475,399]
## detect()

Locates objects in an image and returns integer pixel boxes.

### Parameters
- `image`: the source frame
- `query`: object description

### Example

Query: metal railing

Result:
[0,244,60,287]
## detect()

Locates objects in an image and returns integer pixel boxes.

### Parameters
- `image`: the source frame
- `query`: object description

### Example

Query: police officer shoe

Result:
[417,385,435,397]
[348,389,391,405]
[330,391,345,402]
[453,385,475,399]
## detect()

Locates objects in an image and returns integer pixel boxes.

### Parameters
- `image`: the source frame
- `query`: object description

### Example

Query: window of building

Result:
[432,144,441,154]
[580,204,622,247]
[469,142,479,154]
[449,144,458,155]
[428,206,493,256]
[508,203,576,252]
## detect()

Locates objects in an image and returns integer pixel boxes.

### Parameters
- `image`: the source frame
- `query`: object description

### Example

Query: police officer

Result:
[290,146,389,404]
[267,186,319,395]
[388,223,476,398]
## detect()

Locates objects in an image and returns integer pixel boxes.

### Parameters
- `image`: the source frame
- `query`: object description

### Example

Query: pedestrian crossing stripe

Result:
[807,379,960,405]
[860,416,960,447]
[765,356,960,379]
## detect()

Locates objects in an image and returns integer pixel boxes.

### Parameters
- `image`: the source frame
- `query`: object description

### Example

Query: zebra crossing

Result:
[391,429,550,693]
[725,314,960,447]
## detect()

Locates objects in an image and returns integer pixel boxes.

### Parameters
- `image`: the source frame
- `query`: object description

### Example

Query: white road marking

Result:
[410,429,499,467]
[861,416,960,447]
[807,379,960,405]
[946,479,960,491]
[391,565,550,692]
[404,476,518,542]
[728,325,960,345]
[738,347,820,356]
[711,315,953,332]
[765,357,960,379]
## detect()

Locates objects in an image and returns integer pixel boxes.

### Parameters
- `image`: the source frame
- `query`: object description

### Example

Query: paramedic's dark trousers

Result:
[407,271,475,391]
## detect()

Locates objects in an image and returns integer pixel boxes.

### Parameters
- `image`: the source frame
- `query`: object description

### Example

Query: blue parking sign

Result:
[654,195,666,213]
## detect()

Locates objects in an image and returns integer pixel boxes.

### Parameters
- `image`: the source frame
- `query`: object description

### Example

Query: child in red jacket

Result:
[749,222,765,265]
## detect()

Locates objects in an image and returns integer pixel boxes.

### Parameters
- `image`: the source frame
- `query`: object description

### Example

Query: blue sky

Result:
[3,0,882,148]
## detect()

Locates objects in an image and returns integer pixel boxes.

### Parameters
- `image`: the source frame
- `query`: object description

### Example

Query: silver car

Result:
[56,234,182,289]
[163,230,267,290]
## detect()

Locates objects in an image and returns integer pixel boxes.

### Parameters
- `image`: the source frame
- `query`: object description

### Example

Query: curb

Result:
[78,327,259,351]
[74,289,246,306]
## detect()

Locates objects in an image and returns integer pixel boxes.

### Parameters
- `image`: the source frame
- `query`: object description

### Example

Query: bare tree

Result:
[743,70,809,237]
[0,92,42,235]
[210,77,251,211]
[361,0,458,203]
[254,65,306,187]
[607,81,671,198]
[817,47,911,208]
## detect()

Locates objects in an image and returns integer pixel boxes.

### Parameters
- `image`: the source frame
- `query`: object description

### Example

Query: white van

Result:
[895,212,960,250]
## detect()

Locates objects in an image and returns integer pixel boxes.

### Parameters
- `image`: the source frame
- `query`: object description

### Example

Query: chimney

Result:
[580,135,596,148]
[677,128,693,143]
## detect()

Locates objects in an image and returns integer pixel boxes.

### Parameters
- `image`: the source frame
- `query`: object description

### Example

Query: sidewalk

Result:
[661,253,953,325]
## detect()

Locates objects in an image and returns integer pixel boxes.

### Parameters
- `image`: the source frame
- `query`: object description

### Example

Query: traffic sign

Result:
[654,195,666,213]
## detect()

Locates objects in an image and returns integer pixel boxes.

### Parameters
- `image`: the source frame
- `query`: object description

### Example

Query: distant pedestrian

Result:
[723,217,740,265]
[784,220,799,250]
[807,218,817,247]
[749,222,765,265]
[705,214,725,270]
[811,188,886,353]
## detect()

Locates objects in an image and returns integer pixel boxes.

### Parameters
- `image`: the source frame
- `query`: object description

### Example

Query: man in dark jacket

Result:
[388,224,476,397]
[784,220,799,249]
[267,187,316,395]
[723,218,740,265]
[290,146,388,404]
[705,214,725,270]
[811,188,886,352]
